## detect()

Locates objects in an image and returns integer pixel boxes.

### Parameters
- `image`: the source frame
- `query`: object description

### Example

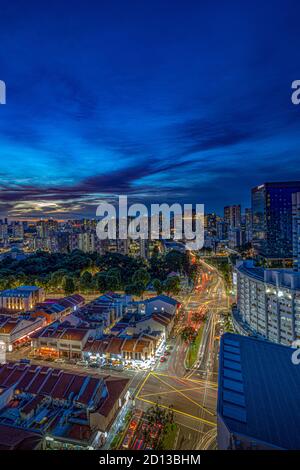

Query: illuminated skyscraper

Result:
[252,182,300,261]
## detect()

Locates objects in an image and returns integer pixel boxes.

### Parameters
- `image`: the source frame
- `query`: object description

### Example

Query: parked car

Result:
[160,356,166,362]
[89,362,99,368]
[20,359,30,364]
[76,360,88,367]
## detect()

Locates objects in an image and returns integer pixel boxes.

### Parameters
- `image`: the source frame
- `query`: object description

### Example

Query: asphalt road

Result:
[136,259,229,449]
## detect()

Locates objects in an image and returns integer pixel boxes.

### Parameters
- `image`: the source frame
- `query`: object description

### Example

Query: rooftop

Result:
[218,333,300,450]
[0,424,42,450]
[0,286,41,298]
[236,260,300,290]
[146,295,178,306]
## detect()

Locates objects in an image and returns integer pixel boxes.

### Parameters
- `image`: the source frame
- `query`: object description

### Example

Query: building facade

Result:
[0,316,45,351]
[0,286,45,312]
[234,260,300,345]
[224,205,241,229]
[252,181,300,261]
[292,192,300,272]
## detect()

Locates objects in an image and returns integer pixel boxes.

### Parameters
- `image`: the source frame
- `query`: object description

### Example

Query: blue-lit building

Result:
[252,181,300,262]
[217,333,300,450]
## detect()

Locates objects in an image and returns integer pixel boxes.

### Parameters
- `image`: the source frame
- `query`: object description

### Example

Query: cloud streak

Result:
[0,1,300,217]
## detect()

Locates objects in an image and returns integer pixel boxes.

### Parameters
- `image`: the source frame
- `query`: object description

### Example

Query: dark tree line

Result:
[0,249,195,296]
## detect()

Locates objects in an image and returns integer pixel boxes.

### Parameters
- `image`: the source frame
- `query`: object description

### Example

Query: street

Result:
[135,259,229,449]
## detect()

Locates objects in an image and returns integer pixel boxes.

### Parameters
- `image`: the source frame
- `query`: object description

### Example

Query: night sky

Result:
[0,0,300,218]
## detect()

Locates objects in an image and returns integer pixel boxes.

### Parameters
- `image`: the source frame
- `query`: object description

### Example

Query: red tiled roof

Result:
[21,394,44,415]
[0,321,18,334]
[26,368,51,394]
[97,378,129,417]
[0,364,13,385]
[77,377,100,406]
[0,424,42,450]
[135,339,151,353]
[106,337,123,354]
[66,423,93,442]
[122,338,137,353]
[39,369,62,395]
[59,328,89,342]
[83,338,109,354]
[17,367,39,391]
[51,372,75,400]
[3,368,26,388]
[67,374,87,399]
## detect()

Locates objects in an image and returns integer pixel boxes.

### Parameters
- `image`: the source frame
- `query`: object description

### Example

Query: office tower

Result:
[252,181,300,260]
[292,192,300,271]
[224,205,241,229]
[228,227,244,249]
[216,220,228,241]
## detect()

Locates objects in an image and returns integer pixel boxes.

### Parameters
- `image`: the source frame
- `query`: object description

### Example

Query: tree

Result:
[165,250,185,273]
[125,282,145,297]
[163,276,180,295]
[143,403,175,449]
[106,274,121,292]
[49,269,69,289]
[80,271,93,292]
[180,326,196,343]
[152,278,163,295]
[96,273,107,292]
[63,276,75,295]
[107,268,122,288]
[132,268,150,288]
[191,310,204,324]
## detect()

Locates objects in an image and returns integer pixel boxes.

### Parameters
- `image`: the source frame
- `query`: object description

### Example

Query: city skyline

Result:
[1,1,300,218]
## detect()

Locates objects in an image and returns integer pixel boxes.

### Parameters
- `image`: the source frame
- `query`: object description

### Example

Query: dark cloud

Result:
[1,1,300,217]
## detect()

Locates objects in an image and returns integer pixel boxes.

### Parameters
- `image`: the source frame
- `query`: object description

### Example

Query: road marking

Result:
[136,395,216,427]
[139,384,206,399]
[155,371,217,387]
[151,372,215,416]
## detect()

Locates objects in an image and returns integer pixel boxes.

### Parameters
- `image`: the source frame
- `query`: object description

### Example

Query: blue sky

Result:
[0,0,300,218]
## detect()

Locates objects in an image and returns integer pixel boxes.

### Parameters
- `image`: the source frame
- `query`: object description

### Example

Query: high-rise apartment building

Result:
[292,192,300,271]
[233,259,300,345]
[224,205,241,228]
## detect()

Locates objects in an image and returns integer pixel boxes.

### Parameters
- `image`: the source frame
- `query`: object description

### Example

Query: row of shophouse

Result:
[30,294,179,362]
[0,283,179,362]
